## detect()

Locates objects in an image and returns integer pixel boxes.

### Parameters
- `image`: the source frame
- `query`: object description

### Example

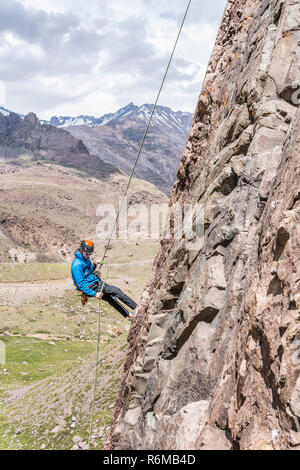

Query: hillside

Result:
[0,163,167,262]
[0,238,159,450]
[0,104,193,195]
[59,103,193,195]
[50,103,192,135]
[0,111,167,262]
[0,111,119,180]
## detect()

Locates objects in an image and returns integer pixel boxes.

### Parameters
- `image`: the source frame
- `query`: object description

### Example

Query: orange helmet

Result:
[80,239,94,253]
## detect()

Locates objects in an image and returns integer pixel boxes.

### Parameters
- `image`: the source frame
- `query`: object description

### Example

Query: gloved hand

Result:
[97,260,106,267]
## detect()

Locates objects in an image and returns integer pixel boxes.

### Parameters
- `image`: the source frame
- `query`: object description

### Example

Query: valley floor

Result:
[0,240,159,450]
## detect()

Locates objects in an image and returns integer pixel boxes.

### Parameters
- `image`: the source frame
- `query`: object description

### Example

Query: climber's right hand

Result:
[95,292,103,299]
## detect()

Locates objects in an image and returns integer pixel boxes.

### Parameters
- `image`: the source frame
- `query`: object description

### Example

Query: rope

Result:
[99,0,192,267]
[88,0,192,448]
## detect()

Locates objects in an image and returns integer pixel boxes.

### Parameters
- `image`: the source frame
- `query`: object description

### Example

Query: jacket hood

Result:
[74,250,85,261]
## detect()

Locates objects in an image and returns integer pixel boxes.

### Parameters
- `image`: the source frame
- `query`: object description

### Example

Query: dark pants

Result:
[90,280,137,318]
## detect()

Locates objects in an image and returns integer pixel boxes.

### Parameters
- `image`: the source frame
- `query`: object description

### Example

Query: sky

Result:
[0,0,227,120]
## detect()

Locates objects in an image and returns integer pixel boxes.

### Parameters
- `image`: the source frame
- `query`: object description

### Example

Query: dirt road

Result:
[0,278,73,305]
[0,259,154,306]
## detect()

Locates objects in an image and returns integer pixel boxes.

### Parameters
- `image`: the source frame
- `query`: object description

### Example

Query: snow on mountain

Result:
[66,103,193,194]
[50,103,193,136]
[0,106,11,117]
[0,106,49,124]
[50,115,99,127]
[1,103,192,137]
[49,103,135,128]
[0,106,26,119]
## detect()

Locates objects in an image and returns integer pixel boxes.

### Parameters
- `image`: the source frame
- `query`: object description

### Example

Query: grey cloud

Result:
[103,17,156,63]
[7,79,87,114]
[0,0,79,45]
[0,1,222,79]
[0,0,226,116]
[0,47,42,81]
[0,40,101,81]
[0,0,105,56]
[186,0,227,26]
[0,1,106,80]
[62,28,106,56]
[142,0,227,25]
[104,60,197,99]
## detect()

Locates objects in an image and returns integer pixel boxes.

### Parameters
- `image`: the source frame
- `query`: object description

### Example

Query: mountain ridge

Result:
[65,104,193,194]
[0,104,193,194]
[0,110,119,180]
[49,102,192,136]
[0,110,168,261]
[0,103,192,136]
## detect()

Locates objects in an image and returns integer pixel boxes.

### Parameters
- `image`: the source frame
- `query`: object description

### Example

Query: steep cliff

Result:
[109,0,300,450]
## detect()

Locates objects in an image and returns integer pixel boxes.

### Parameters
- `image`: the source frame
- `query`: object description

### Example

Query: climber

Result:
[71,240,138,320]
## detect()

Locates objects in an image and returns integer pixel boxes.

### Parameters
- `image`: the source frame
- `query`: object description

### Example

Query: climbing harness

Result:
[87,0,192,449]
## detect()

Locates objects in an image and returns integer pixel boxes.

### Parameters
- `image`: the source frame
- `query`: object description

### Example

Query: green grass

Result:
[94,239,159,264]
[0,241,158,450]
[0,288,129,340]
[0,335,127,450]
[0,336,95,389]
[111,262,154,283]
[0,263,70,283]
[0,252,150,339]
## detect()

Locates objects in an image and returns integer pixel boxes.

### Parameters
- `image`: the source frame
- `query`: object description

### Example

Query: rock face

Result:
[109,0,300,450]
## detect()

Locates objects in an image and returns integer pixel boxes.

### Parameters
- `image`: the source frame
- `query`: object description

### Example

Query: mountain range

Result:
[0,106,49,125]
[49,102,192,135]
[0,111,118,180]
[1,103,193,194]
[0,110,168,261]
[60,103,193,194]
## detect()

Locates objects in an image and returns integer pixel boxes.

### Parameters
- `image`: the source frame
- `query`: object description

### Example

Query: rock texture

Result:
[109,0,300,450]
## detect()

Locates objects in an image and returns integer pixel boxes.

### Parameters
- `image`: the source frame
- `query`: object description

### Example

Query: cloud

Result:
[7,78,86,114]
[0,1,79,46]
[142,0,227,24]
[0,0,227,118]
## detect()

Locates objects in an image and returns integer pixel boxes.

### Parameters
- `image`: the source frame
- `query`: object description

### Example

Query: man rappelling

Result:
[71,239,137,320]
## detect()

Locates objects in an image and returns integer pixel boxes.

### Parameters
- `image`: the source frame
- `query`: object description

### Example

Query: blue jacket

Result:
[71,250,99,297]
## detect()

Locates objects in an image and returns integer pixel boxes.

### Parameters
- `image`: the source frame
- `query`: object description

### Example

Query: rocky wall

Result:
[109,0,300,450]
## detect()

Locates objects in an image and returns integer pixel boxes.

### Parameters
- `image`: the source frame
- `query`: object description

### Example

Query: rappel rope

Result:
[87,0,192,449]
[88,263,109,449]
[99,0,192,267]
